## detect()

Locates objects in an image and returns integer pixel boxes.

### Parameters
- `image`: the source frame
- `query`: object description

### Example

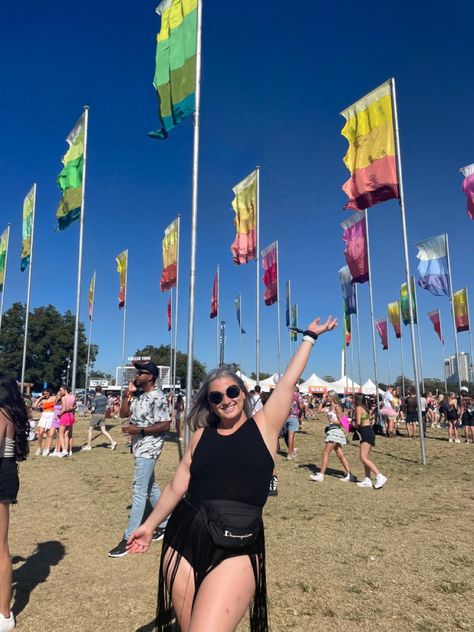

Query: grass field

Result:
[9,413,474,632]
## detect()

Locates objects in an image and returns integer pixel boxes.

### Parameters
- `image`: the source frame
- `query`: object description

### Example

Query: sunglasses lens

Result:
[227,385,240,399]
[208,391,224,405]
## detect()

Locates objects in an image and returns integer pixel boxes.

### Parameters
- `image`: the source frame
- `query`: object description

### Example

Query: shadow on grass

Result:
[12,540,66,616]
[298,463,347,478]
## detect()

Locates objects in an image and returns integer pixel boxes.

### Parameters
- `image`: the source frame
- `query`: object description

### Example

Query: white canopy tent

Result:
[361,379,385,396]
[236,371,256,390]
[259,374,278,392]
[329,376,361,393]
[299,373,333,394]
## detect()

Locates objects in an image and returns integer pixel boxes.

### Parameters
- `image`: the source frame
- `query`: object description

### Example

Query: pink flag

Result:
[210,271,218,319]
[460,164,474,220]
[261,242,278,306]
[167,294,172,331]
[428,309,443,342]
[376,319,388,350]
[340,211,369,284]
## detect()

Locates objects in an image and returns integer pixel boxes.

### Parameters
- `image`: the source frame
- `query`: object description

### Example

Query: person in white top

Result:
[380,387,397,437]
[250,385,263,414]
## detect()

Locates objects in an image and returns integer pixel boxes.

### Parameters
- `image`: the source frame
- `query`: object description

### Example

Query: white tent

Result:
[236,371,256,390]
[361,379,385,396]
[299,373,333,394]
[259,374,278,392]
[328,376,361,393]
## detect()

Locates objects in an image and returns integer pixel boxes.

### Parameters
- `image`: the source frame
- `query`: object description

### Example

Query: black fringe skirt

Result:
[156,497,268,631]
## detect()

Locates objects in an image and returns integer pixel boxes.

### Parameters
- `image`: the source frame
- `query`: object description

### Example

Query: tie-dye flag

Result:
[428,309,443,342]
[340,211,368,284]
[387,301,401,339]
[339,265,357,315]
[416,234,449,296]
[88,272,96,321]
[400,278,417,325]
[340,80,399,211]
[261,242,278,307]
[376,319,388,350]
[231,170,257,265]
[160,218,179,291]
[235,295,245,334]
[460,164,474,220]
[291,304,298,342]
[149,0,197,139]
[116,250,128,309]
[21,186,35,272]
[453,288,469,332]
[0,227,9,292]
[56,113,85,230]
[210,270,218,319]
[167,293,172,331]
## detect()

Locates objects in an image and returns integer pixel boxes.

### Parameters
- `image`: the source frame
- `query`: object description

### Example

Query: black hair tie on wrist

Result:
[303,330,318,340]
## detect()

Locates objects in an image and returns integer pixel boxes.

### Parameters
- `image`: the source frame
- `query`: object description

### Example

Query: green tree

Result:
[250,372,271,381]
[0,303,97,391]
[89,370,115,385]
[134,345,206,389]
[322,375,336,383]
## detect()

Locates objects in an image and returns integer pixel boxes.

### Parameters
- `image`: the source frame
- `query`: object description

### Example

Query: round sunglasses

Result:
[208,385,241,405]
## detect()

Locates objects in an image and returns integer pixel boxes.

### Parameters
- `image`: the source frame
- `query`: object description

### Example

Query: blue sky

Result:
[1,1,473,384]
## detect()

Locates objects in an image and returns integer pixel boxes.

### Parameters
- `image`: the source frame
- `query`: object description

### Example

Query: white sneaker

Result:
[81,445,92,451]
[357,478,373,488]
[448,438,454,443]
[35,448,42,456]
[340,472,356,483]
[42,448,50,457]
[374,474,388,489]
[309,473,324,482]
[0,611,15,631]
[59,450,68,458]
[454,439,461,444]
[110,441,117,450]
[68,450,73,456]
[49,451,59,457]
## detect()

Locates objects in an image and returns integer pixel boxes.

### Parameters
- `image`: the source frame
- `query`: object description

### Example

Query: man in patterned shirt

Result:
[108,361,171,558]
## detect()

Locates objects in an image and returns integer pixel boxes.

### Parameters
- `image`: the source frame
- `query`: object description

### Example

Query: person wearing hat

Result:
[108,361,171,558]
[460,386,474,443]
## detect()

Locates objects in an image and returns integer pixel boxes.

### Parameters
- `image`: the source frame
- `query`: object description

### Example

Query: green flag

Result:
[21,187,34,271]
[56,113,85,230]
[291,304,297,342]
[400,277,417,325]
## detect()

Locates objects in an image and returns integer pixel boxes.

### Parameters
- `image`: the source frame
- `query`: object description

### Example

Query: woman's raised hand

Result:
[307,316,338,336]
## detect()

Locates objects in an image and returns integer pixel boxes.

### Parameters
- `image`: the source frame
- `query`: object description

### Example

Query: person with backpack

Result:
[440,392,461,443]
[460,386,474,443]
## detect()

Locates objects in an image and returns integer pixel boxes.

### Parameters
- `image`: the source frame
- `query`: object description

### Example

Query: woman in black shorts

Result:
[126,316,337,631]
[0,375,29,632]
[353,394,387,490]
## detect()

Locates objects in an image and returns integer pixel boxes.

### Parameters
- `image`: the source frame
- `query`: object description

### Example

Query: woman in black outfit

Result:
[0,375,29,632]
[127,316,337,632]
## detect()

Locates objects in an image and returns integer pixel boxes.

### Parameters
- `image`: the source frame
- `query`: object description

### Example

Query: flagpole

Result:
[172,215,180,398]
[412,278,425,393]
[83,272,95,414]
[20,185,37,393]
[184,0,202,446]
[400,321,406,398]
[364,210,381,421]
[350,315,355,395]
[287,281,292,362]
[71,105,89,394]
[445,234,462,392]
[391,77,426,464]
[0,225,11,335]
[355,284,362,390]
[275,241,281,376]
[255,165,261,385]
[465,287,474,383]
[169,286,174,388]
[120,251,128,407]
[216,265,220,366]
[239,294,243,373]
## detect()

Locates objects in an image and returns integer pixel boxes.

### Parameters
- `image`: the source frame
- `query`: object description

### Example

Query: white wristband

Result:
[302,335,315,346]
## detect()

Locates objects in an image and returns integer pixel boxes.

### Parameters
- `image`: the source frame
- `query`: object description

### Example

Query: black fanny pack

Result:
[198,499,263,550]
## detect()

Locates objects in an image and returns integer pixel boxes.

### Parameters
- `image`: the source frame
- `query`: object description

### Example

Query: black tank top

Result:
[188,417,274,507]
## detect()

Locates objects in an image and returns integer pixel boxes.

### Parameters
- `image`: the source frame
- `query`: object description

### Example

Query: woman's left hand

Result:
[307,316,338,336]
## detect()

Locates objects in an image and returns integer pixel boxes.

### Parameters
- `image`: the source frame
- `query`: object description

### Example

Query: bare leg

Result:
[334,445,350,475]
[189,555,256,632]
[100,426,114,445]
[287,430,295,457]
[36,428,44,450]
[43,429,53,452]
[162,548,196,632]
[58,426,67,452]
[0,503,12,618]
[359,443,379,477]
[319,443,335,475]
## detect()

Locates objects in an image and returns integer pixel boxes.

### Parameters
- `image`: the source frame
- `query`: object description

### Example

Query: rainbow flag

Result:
[400,278,417,325]
[261,242,278,306]
[376,319,388,350]
[160,218,179,291]
[387,301,401,339]
[210,270,218,319]
[56,113,84,230]
[231,170,257,265]
[340,80,399,211]
[453,288,469,332]
[460,164,474,220]
[21,186,35,271]
[88,272,96,321]
[149,0,197,139]
[116,250,128,309]
[0,228,8,292]
[416,234,449,296]
[340,211,368,283]
[291,304,298,342]
[428,309,443,342]
[339,265,357,315]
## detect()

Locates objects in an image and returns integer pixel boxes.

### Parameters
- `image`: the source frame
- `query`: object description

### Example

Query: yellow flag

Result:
[116,250,128,309]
